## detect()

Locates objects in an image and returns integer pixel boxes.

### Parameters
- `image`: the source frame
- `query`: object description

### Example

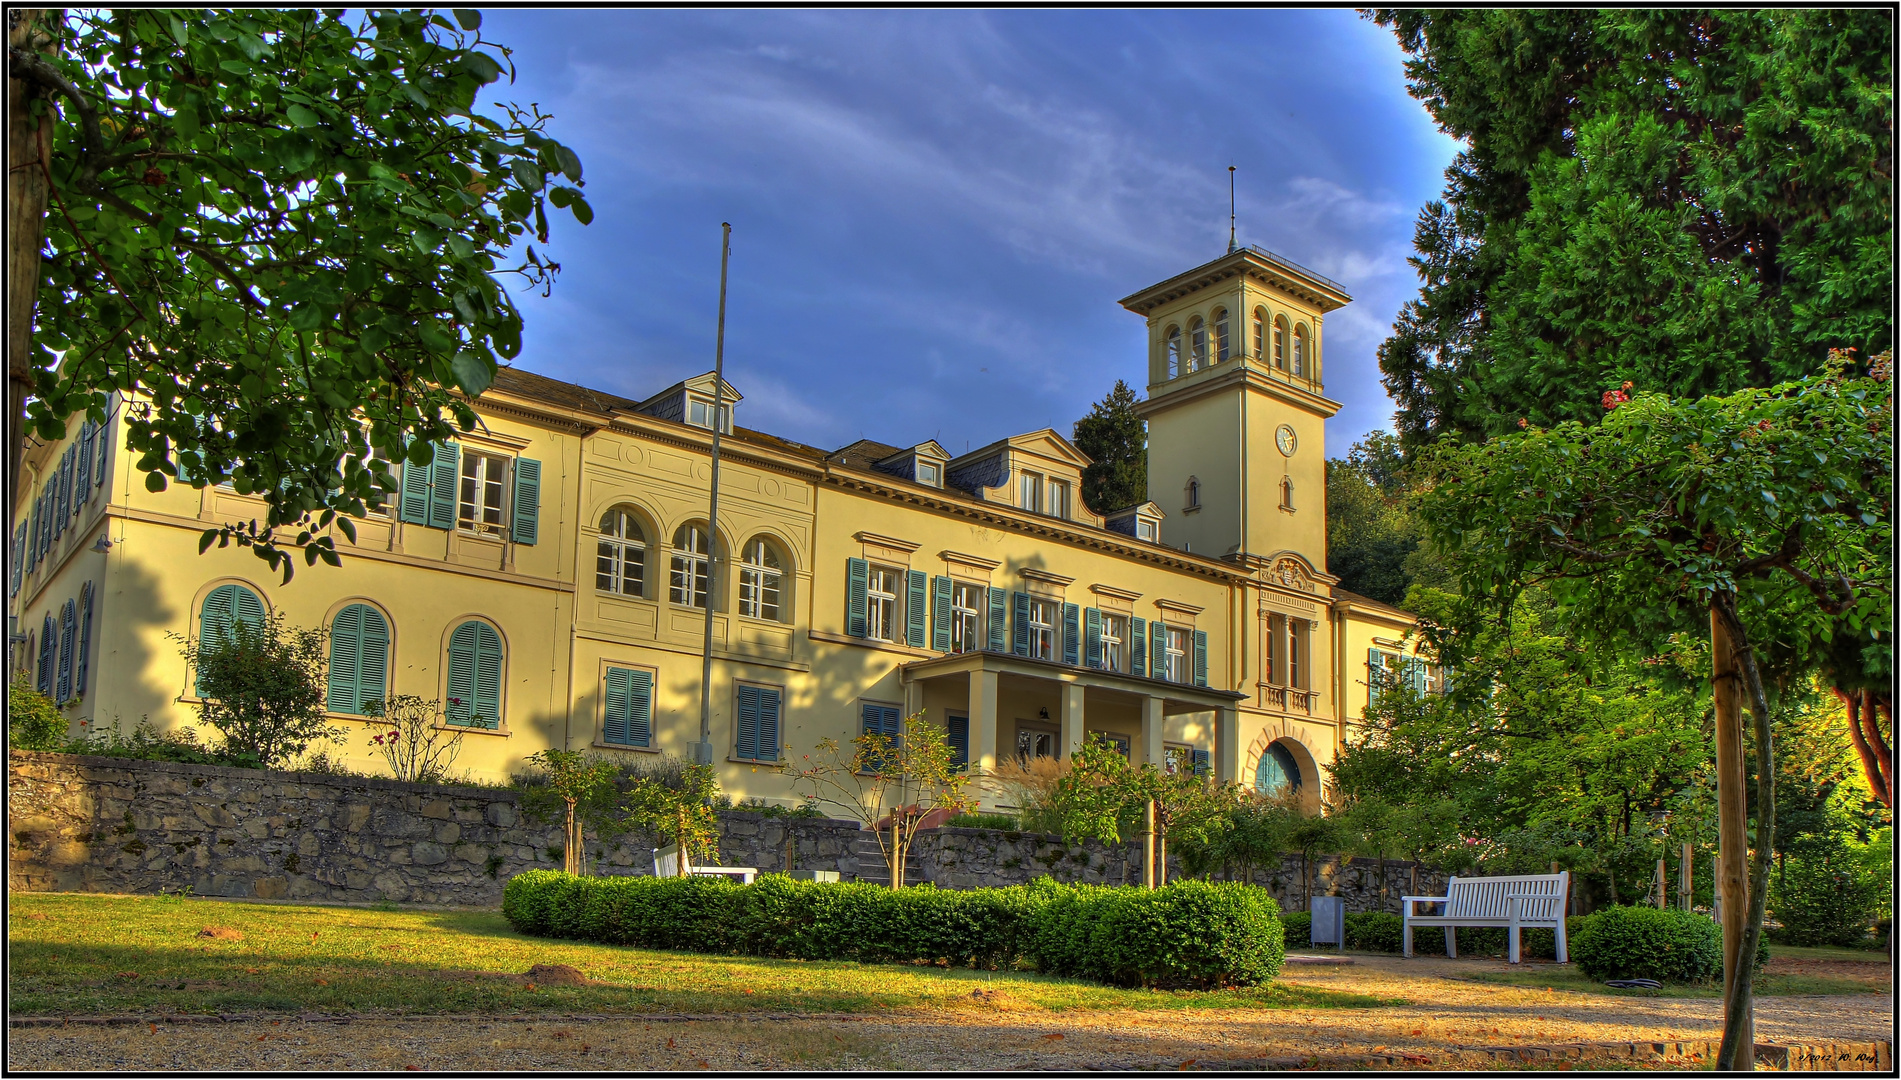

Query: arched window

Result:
[56,599,76,703]
[197,583,265,694]
[75,582,94,701]
[445,620,503,729]
[1281,476,1295,510]
[1165,326,1182,378]
[1251,308,1266,359]
[596,506,647,597]
[1184,476,1201,511]
[670,524,712,609]
[327,603,390,715]
[1273,318,1288,371]
[1292,326,1307,377]
[1213,308,1230,363]
[1188,317,1207,371]
[36,616,53,695]
[739,537,783,621]
[1255,742,1302,796]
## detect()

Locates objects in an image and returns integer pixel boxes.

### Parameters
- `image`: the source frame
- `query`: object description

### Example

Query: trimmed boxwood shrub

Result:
[502,872,1283,989]
[1281,910,1312,950]
[1572,906,1756,983]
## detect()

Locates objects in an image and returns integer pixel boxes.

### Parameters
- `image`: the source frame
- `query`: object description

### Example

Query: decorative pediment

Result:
[679,371,744,403]
[1004,429,1093,470]
[1269,556,1317,593]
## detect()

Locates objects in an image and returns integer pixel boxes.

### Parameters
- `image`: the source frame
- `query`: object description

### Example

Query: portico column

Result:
[1061,682,1086,758]
[1141,695,1166,768]
[969,669,1000,803]
[1215,704,1239,784]
[904,674,924,721]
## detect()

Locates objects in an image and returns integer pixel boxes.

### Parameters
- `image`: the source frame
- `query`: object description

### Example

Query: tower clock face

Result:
[1275,424,1297,457]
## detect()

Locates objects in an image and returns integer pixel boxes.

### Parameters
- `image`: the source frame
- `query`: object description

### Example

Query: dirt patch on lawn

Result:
[1764,956,1893,991]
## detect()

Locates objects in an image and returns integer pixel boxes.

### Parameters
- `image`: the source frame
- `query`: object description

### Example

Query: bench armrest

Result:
[1399,895,1446,904]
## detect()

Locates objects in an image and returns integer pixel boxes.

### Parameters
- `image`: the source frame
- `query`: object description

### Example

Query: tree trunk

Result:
[1144,800,1156,888]
[676,805,689,877]
[1711,605,1754,1070]
[890,816,902,889]
[1157,831,1167,888]
[563,800,581,876]
[1837,687,1893,810]
[8,9,54,531]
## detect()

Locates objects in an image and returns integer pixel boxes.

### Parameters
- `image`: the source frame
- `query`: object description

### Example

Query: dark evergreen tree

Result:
[1325,432,1449,607]
[1072,380,1147,515]
[1372,9,1893,451]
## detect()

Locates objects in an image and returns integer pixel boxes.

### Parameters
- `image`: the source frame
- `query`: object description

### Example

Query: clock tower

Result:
[1119,245,1349,573]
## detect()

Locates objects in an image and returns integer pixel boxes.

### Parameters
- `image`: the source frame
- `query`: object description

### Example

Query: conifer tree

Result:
[1072,379,1147,515]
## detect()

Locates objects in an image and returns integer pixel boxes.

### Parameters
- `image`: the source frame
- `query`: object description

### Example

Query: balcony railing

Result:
[1261,685,1316,714]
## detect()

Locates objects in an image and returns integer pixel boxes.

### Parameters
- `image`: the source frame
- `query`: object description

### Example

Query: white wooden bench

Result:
[1402,872,1569,964]
[653,844,758,884]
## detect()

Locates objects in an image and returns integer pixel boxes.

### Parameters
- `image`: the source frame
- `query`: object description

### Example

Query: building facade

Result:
[11,247,1428,810]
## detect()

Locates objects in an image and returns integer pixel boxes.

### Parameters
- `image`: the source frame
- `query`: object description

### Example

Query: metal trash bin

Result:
[1310,895,1346,951]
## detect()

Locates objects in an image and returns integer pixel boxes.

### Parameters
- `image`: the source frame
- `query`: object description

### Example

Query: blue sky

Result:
[477,9,1460,459]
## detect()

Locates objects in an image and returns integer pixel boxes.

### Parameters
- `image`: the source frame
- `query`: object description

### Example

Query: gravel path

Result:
[9,954,1891,1071]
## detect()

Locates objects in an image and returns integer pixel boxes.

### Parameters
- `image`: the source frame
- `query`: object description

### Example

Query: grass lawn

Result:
[1454,961,1886,999]
[7,894,1392,1018]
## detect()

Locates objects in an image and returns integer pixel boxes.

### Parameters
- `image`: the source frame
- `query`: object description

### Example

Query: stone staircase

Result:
[844,833,927,885]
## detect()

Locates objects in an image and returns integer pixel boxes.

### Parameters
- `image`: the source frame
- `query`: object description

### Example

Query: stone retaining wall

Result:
[7,751,1443,910]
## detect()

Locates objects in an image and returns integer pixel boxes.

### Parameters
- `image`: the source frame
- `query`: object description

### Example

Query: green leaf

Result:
[286,104,321,128]
[568,196,593,226]
[146,471,168,493]
[411,227,445,254]
[199,529,219,554]
[447,233,475,260]
[464,51,502,84]
[452,9,483,30]
[450,350,496,396]
[511,158,544,191]
[552,144,583,182]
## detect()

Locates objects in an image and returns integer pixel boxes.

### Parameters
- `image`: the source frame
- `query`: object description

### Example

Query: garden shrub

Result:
[1769,843,1886,948]
[1573,906,1740,982]
[1281,910,1311,950]
[1346,911,1403,953]
[502,872,1282,988]
[9,680,68,750]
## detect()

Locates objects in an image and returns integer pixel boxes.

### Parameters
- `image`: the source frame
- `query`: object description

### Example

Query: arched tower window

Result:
[739,537,784,621]
[596,506,647,596]
[1292,326,1307,377]
[1188,317,1207,371]
[1273,318,1288,371]
[1251,308,1266,359]
[1212,308,1230,363]
[1184,476,1201,511]
[670,523,712,609]
[1165,326,1182,378]
[1280,476,1295,510]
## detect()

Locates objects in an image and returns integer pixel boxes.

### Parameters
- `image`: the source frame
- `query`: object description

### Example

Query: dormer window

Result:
[1105,500,1164,544]
[1137,519,1156,542]
[688,398,732,433]
[917,461,940,487]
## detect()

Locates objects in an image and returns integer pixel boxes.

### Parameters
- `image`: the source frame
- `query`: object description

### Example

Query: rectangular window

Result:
[1016,724,1058,761]
[688,399,732,433]
[1266,613,1283,684]
[1288,621,1305,689]
[458,452,508,536]
[735,682,782,762]
[1046,479,1069,520]
[1099,732,1132,758]
[602,666,654,748]
[917,461,940,487]
[950,581,984,654]
[1137,519,1156,542]
[866,565,901,642]
[1100,613,1126,673]
[1028,598,1056,660]
[1164,626,1189,683]
[861,700,902,771]
[1019,472,1041,513]
[1163,743,1192,776]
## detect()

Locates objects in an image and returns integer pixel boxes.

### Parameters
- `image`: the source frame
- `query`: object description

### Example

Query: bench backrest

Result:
[653,845,689,878]
[1444,873,1568,919]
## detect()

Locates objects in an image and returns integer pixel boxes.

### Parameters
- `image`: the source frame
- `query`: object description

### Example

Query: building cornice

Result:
[1137,359,1342,420]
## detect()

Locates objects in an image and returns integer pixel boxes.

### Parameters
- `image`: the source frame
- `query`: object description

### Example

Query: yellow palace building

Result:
[12,246,1430,810]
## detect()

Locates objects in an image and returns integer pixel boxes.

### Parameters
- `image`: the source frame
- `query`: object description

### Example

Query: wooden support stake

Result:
[1713,609,1754,1068]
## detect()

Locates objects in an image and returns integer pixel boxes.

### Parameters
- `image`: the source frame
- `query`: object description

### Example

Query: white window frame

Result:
[1019,472,1042,513]
[1101,613,1126,674]
[1046,478,1068,520]
[738,538,782,621]
[950,581,984,654]
[687,398,732,433]
[1166,327,1182,378]
[1287,620,1307,689]
[1292,328,1306,377]
[1213,308,1230,363]
[1164,625,1189,683]
[1189,317,1207,370]
[1028,598,1056,661]
[596,507,646,596]
[669,525,712,609]
[866,564,901,642]
[458,451,509,537]
[1137,519,1156,542]
[916,461,940,487]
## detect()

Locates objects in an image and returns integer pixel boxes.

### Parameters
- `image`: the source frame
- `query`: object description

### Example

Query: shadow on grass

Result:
[8,895,1390,1017]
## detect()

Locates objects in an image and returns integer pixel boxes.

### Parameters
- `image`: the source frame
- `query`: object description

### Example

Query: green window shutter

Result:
[38,616,55,694]
[327,605,362,713]
[76,422,94,495]
[428,441,460,530]
[1012,592,1031,657]
[197,584,262,695]
[628,668,653,746]
[54,448,71,536]
[1130,617,1146,678]
[472,622,502,729]
[1151,626,1167,682]
[446,623,477,725]
[10,523,24,595]
[1084,608,1102,669]
[95,414,112,492]
[1193,630,1208,687]
[1367,648,1384,706]
[1192,748,1211,777]
[510,457,541,545]
[1061,603,1080,666]
[905,569,928,648]
[75,583,94,697]
[400,439,432,524]
[757,687,780,761]
[358,606,389,709]
[26,502,39,570]
[232,587,265,631]
[845,558,869,638]
[603,667,632,746]
[947,713,969,769]
[987,587,1007,652]
[931,575,953,652]
[736,684,760,759]
[56,599,76,702]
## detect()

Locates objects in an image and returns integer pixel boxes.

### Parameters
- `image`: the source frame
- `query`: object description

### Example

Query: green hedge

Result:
[1573,906,1766,983]
[503,871,1283,989]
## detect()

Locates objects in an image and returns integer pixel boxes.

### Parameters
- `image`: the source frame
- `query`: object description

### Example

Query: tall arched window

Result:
[1255,742,1301,797]
[1212,308,1230,363]
[596,507,647,596]
[55,599,76,703]
[328,603,391,714]
[1165,326,1182,378]
[1188,317,1207,371]
[1184,476,1201,511]
[445,620,503,729]
[1292,326,1307,377]
[1280,476,1295,510]
[670,524,712,608]
[1251,308,1266,359]
[1273,318,1288,371]
[739,538,783,621]
[197,583,265,694]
